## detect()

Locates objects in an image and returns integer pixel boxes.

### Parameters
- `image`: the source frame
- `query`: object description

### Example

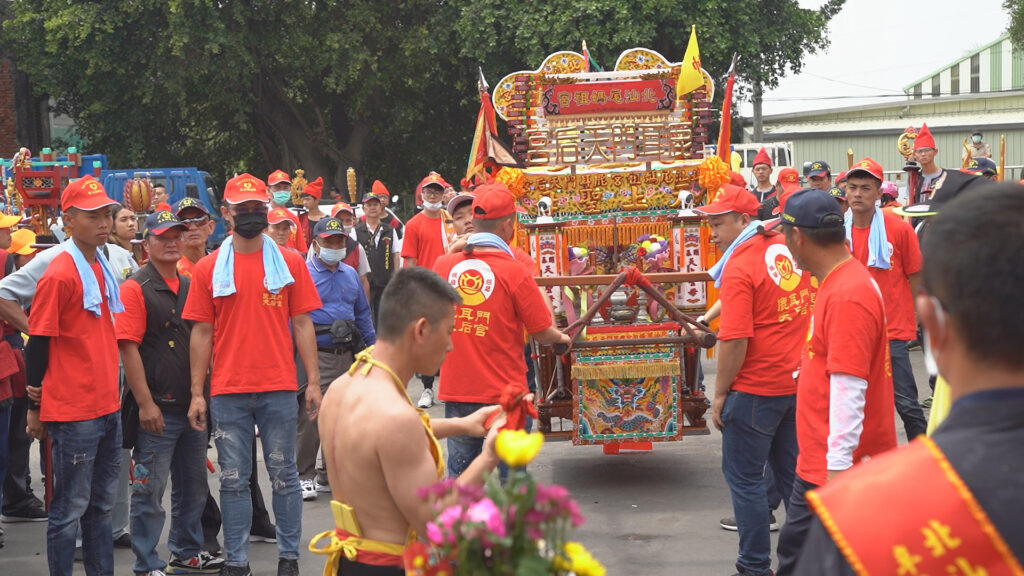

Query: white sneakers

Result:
[300,479,317,501]
[417,388,434,409]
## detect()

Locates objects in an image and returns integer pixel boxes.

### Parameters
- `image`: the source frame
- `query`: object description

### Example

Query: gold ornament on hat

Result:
[897,127,918,161]
[290,169,307,205]
[347,167,357,203]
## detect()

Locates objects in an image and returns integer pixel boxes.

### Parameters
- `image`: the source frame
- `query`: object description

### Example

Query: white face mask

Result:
[318,246,345,265]
[422,201,443,211]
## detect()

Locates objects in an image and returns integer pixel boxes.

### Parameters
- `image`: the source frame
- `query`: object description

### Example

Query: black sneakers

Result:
[277,558,299,576]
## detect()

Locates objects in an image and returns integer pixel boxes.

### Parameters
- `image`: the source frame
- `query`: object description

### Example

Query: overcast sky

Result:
[738,0,1011,118]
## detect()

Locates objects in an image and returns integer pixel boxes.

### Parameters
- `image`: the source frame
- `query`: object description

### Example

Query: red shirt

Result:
[795,258,897,486]
[434,250,552,404]
[402,212,448,270]
[116,275,180,344]
[718,234,814,396]
[29,252,120,422]
[177,256,197,279]
[849,211,922,341]
[182,245,321,396]
[512,246,536,275]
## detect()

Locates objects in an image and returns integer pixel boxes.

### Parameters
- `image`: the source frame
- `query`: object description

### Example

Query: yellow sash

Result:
[308,347,444,575]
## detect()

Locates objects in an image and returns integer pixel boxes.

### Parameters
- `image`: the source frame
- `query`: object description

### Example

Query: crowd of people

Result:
[0,129,1019,576]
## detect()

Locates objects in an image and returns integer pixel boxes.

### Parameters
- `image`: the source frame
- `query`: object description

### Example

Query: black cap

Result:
[779,188,844,228]
[313,217,347,237]
[173,197,210,217]
[808,161,831,178]
[143,210,187,236]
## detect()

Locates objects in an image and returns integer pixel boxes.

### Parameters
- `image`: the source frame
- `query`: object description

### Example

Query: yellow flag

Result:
[676,25,704,97]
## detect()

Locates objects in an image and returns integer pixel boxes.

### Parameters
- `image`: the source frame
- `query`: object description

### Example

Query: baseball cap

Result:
[447,193,475,214]
[314,217,348,238]
[965,157,997,176]
[61,175,118,211]
[418,172,449,192]
[8,228,36,255]
[223,173,269,204]
[971,128,982,136]
[471,184,516,220]
[362,191,382,203]
[267,170,291,185]
[694,184,760,217]
[846,157,884,181]
[808,161,831,178]
[0,213,21,229]
[330,202,353,218]
[836,171,848,184]
[777,167,801,195]
[778,188,844,229]
[829,186,847,201]
[143,210,188,236]
[173,197,210,217]
[268,207,296,226]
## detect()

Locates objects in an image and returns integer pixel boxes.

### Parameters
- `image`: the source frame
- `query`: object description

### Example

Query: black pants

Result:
[337,557,404,575]
[2,396,38,512]
[775,475,819,576]
[369,285,386,329]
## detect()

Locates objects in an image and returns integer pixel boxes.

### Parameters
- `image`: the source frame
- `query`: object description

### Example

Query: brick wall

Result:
[0,58,17,157]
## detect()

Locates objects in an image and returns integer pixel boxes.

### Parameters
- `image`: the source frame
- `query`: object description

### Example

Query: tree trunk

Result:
[752,81,763,142]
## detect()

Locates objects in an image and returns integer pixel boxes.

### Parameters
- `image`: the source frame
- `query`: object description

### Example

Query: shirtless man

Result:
[315,267,502,575]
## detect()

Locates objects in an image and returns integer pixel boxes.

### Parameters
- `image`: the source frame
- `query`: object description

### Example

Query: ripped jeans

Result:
[130,411,208,573]
[210,391,301,566]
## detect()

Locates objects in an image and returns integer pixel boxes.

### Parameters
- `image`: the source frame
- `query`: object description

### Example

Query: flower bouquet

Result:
[407,430,605,576]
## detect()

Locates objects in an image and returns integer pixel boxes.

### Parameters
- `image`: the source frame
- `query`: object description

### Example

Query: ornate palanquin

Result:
[495,48,719,448]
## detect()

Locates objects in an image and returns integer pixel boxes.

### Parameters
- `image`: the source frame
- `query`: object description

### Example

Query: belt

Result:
[318,346,348,355]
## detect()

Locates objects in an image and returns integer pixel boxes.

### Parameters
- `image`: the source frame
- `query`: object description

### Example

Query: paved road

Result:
[2,351,931,575]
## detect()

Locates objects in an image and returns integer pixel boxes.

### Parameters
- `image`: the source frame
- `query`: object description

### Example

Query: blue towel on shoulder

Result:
[213,234,294,298]
[845,207,890,270]
[466,232,514,256]
[67,241,124,317]
[708,220,762,288]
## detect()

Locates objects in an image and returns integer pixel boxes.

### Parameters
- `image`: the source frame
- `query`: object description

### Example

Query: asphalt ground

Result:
[2,350,931,575]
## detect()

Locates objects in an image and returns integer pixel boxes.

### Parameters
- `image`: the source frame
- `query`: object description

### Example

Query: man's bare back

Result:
[319,365,440,545]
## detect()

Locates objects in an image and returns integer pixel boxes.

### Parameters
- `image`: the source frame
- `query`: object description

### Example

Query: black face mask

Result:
[233,211,268,239]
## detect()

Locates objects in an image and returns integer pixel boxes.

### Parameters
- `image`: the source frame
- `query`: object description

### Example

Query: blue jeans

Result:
[721,391,798,576]
[211,391,301,566]
[444,402,509,481]
[890,340,927,440]
[47,412,122,576]
[130,411,209,573]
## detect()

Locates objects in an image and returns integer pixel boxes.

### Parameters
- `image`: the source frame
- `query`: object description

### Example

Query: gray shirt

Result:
[0,242,138,307]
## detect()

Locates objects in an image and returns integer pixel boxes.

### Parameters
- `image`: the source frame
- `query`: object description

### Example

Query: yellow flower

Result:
[559,542,605,576]
[494,429,544,468]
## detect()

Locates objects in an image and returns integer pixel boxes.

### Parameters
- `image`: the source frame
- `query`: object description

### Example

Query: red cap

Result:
[695,184,760,217]
[371,180,389,198]
[846,157,884,181]
[223,173,269,204]
[471,183,517,220]
[330,202,353,218]
[61,175,118,211]
[154,201,173,212]
[303,177,324,200]
[836,171,848,183]
[752,147,772,168]
[914,123,936,150]
[777,168,801,192]
[268,207,295,226]
[729,171,747,187]
[418,172,449,191]
[267,170,291,185]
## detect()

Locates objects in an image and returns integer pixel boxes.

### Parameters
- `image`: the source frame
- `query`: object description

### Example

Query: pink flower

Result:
[567,499,585,527]
[467,498,506,539]
[438,505,464,531]
[426,522,445,545]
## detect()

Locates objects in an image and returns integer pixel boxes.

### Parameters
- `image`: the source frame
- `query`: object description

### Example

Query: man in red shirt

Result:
[844,158,927,440]
[24,176,124,575]
[184,173,323,576]
[402,172,457,408]
[774,188,897,575]
[698,185,814,576]
[433,183,569,477]
[267,169,306,252]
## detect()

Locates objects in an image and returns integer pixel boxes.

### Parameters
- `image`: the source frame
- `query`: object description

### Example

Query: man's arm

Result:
[292,313,321,419]
[0,298,28,334]
[430,404,501,439]
[352,284,376,346]
[23,335,49,439]
[119,340,164,435]
[530,326,570,347]
[712,338,748,430]
[826,372,868,480]
[907,271,921,300]
[403,257,417,268]
[187,322,213,431]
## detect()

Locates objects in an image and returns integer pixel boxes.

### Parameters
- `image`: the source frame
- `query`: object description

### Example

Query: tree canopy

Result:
[1008,0,1024,50]
[3,0,844,213]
